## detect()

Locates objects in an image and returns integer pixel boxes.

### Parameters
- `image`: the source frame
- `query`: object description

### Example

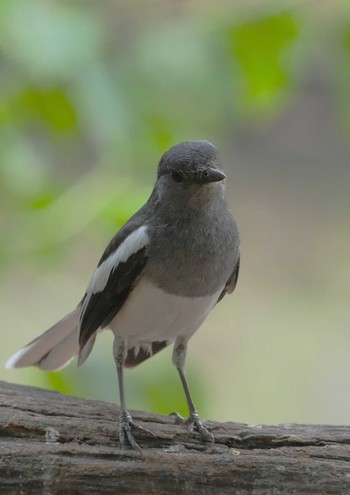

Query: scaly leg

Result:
[171,339,214,443]
[113,338,154,453]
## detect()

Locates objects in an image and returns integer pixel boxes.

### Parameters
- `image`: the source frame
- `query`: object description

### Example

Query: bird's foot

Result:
[119,410,155,454]
[170,411,214,443]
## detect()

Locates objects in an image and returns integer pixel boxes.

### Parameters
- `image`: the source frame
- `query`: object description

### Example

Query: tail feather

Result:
[6,308,80,371]
[38,327,80,371]
[78,333,97,367]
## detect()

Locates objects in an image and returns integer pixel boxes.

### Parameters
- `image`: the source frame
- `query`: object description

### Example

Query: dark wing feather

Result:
[79,247,148,348]
[78,202,152,349]
[217,254,240,303]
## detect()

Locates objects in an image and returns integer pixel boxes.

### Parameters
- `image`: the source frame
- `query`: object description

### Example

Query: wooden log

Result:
[1,380,350,494]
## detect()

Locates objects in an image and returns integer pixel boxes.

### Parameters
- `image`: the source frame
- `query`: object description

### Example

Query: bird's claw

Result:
[119,410,155,455]
[170,411,215,443]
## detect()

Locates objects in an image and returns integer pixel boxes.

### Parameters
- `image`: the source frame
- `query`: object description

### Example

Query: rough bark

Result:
[1,381,350,494]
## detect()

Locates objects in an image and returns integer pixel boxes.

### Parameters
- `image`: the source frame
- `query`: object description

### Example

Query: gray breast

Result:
[145,208,239,297]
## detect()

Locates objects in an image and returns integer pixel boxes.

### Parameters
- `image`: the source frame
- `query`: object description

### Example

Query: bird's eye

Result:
[171,171,184,183]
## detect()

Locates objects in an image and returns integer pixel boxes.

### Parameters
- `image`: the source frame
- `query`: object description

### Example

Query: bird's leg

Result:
[113,338,154,454]
[171,340,214,443]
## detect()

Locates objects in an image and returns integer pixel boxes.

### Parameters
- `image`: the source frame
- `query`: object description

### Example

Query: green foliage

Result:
[45,370,80,397]
[18,87,77,133]
[0,3,304,273]
[338,23,350,134]
[228,11,299,112]
[0,0,103,79]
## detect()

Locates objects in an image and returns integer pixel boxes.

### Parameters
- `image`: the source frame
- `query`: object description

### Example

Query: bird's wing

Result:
[79,222,150,349]
[217,254,240,303]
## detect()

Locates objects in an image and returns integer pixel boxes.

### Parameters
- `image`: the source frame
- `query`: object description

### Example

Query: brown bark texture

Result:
[1,381,350,494]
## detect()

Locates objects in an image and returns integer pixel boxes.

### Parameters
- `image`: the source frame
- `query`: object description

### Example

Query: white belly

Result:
[109,278,222,348]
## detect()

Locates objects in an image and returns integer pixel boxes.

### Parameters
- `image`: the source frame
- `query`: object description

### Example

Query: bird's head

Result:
[156,140,226,208]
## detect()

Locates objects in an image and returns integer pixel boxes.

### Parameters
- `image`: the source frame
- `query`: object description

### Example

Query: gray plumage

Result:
[6,139,240,451]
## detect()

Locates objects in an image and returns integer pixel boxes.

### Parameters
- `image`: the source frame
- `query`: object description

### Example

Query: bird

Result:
[6,140,240,452]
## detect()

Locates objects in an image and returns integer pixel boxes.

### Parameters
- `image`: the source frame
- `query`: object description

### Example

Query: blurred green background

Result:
[2,0,350,425]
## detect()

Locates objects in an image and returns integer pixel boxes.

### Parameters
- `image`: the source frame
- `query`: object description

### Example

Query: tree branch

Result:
[1,381,350,494]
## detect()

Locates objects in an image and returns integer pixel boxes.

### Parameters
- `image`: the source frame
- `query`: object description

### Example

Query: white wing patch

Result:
[87,225,149,295]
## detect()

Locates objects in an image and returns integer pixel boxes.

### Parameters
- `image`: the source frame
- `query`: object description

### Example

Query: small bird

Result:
[6,140,240,451]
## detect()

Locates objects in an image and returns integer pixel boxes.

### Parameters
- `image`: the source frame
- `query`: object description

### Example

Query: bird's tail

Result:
[6,308,82,371]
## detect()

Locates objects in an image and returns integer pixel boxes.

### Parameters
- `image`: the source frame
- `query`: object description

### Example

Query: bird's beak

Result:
[198,167,226,184]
